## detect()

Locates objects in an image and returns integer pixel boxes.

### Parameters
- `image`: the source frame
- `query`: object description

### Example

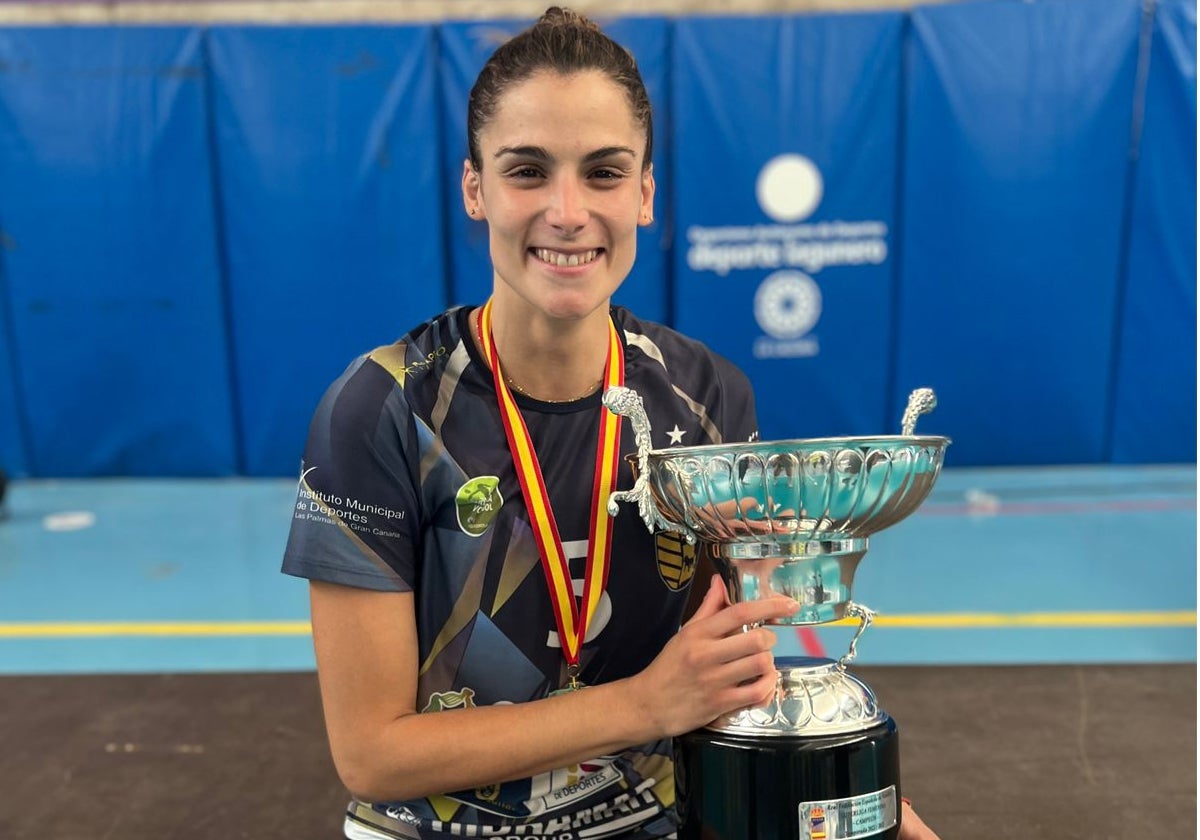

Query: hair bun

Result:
[537,6,602,33]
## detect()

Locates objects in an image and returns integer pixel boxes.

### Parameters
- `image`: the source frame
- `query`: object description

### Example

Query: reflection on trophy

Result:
[604,386,949,840]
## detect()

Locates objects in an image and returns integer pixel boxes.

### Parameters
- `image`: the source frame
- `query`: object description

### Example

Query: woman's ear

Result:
[639,163,656,227]
[462,159,485,220]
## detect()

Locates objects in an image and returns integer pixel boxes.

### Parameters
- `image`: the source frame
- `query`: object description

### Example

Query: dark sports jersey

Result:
[282,305,757,840]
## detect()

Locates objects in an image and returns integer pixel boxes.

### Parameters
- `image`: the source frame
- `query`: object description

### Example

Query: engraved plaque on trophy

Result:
[603,387,949,840]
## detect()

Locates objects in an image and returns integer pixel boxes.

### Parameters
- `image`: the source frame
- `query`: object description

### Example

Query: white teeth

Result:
[535,248,598,267]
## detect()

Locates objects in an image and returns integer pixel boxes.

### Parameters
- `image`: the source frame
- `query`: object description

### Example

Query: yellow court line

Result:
[827,611,1197,629]
[0,621,312,638]
[0,612,1193,638]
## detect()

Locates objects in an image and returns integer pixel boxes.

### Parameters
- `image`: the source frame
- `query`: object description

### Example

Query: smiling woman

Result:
[276,8,937,840]
[461,67,656,391]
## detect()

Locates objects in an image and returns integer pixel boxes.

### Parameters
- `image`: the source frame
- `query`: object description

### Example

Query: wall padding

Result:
[0,27,237,476]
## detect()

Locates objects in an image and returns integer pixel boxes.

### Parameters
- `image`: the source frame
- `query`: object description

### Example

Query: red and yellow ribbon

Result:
[479,299,624,668]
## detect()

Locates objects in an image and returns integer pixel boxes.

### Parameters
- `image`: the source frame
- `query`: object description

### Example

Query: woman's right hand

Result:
[628,574,799,738]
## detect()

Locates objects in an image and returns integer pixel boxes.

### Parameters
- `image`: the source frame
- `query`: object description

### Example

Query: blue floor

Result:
[0,464,1193,674]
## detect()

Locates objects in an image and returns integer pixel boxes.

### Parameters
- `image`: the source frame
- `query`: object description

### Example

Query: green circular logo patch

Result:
[455,476,503,537]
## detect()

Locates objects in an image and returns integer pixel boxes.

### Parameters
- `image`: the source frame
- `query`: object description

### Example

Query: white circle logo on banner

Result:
[754,271,822,339]
[756,154,824,223]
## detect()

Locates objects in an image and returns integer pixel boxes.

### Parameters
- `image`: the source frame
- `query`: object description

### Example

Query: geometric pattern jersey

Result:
[282,305,758,839]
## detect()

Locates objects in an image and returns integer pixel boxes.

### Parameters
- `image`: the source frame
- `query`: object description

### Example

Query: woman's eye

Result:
[589,168,625,182]
[508,166,543,179]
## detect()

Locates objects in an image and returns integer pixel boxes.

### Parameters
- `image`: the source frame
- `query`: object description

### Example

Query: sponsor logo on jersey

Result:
[452,757,625,818]
[381,804,423,826]
[655,531,697,591]
[455,476,503,537]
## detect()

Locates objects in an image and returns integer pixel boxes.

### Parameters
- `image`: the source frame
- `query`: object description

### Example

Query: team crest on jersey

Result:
[455,476,503,537]
[423,687,476,713]
[654,531,698,591]
[475,782,501,803]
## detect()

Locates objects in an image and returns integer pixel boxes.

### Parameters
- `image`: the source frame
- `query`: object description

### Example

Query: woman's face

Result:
[463,70,655,324]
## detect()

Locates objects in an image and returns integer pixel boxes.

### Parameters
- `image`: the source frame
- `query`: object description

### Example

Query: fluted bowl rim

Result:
[644,434,951,463]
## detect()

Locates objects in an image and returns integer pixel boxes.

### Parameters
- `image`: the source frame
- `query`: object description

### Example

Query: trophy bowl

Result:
[639,435,948,626]
[605,385,949,629]
[642,435,948,543]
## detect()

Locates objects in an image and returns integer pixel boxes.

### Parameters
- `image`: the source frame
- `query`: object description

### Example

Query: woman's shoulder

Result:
[613,306,752,392]
[316,307,469,417]
[363,306,467,368]
[330,307,467,388]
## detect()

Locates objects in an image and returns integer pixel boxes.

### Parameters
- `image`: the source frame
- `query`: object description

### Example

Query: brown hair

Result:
[466,6,653,171]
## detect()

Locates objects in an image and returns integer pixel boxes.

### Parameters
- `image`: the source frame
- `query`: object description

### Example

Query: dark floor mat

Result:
[0,663,1193,839]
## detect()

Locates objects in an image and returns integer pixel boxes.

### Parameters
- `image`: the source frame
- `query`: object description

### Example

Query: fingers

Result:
[686,623,778,706]
[706,664,779,714]
[898,803,941,840]
[708,620,777,664]
[704,593,800,637]
[711,645,777,691]
[640,575,802,734]
[683,575,728,625]
[684,575,801,636]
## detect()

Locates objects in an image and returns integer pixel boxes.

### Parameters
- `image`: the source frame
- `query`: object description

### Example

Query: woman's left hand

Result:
[898,800,941,840]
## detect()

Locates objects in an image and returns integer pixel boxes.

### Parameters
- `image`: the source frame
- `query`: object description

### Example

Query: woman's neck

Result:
[473,299,612,403]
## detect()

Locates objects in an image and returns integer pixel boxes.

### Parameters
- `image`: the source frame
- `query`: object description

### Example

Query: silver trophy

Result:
[604,386,949,840]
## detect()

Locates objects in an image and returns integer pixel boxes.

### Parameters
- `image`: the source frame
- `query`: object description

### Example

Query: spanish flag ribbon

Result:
[479,299,625,669]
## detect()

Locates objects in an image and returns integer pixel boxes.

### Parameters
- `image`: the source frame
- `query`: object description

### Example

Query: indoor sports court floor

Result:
[0,463,1194,839]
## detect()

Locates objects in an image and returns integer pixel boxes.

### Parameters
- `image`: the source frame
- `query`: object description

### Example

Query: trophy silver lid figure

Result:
[604,386,949,840]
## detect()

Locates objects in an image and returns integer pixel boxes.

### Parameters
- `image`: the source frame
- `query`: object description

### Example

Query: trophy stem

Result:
[714,541,868,625]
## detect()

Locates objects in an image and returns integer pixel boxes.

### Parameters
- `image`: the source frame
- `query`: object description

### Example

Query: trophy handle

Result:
[837,601,876,670]
[900,387,937,436]
[603,386,698,543]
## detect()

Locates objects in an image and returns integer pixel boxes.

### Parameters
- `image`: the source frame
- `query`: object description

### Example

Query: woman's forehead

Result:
[480,70,645,153]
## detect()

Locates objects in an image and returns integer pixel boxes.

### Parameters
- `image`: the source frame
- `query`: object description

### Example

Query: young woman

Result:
[283,8,940,839]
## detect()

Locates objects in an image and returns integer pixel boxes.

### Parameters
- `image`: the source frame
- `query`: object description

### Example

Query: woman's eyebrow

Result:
[583,146,637,162]
[493,145,637,162]
[494,145,551,161]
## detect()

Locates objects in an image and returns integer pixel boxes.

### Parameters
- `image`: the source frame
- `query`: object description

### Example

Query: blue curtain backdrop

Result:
[207,25,446,476]
[672,12,905,442]
[1110,0,1197,463]
[0,0,1194,477]
[0,27,237,476]
[896,0,1144,466]
[0,268,25,476]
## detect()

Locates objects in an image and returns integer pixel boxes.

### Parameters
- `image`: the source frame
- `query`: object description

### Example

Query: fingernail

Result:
[784,599,800,611]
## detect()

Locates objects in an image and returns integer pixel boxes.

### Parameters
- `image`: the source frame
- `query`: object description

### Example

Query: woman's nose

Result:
[545,175,588,233]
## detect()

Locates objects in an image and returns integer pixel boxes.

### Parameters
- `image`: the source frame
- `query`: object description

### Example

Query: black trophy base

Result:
[675,716,901,840]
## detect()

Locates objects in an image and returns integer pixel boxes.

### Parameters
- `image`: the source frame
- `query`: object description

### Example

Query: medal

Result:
[479,300,624,692]
[549,664,585,696]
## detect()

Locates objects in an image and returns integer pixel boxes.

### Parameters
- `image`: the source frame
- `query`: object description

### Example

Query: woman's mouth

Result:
[531,247,603,267]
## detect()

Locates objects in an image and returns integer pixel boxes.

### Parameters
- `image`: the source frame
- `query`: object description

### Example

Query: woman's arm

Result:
[310,575,796,803]
[899,799,942,840]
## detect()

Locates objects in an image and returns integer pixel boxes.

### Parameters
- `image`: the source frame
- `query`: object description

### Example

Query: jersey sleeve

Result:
[281,353,421,593]
[714,354,760,444]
